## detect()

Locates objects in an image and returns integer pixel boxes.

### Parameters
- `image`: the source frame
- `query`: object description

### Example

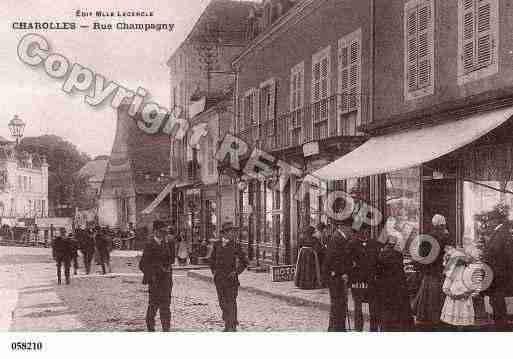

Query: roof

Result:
[0,136,12,144]
[166,0,260,66]
[78,157,109,183]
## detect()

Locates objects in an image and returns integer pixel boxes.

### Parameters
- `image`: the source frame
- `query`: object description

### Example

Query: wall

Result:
[236,0,373,138]
[373,0,513,123]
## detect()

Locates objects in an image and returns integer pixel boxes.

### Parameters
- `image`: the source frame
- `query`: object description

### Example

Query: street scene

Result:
[2,0,513,336]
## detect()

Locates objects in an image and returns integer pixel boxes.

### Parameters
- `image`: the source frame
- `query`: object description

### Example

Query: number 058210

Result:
[11,342,43,351]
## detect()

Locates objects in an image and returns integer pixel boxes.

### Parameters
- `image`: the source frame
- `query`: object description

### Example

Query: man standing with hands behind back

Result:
[210,222,249,332]
[139,222,175,332]
[322,221,352,331]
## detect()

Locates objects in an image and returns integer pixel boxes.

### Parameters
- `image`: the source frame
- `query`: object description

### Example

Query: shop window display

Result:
[385,167,421,252]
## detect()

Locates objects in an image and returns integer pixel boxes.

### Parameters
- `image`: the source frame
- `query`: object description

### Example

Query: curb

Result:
[187,270,330,312]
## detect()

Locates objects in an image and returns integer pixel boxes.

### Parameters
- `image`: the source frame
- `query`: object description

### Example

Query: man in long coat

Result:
[51,227,74,285]
[78,227,95,274]
[322,222,352,331]
[483,213,513,331]
[210,222,249,331]
[139,223,175,331]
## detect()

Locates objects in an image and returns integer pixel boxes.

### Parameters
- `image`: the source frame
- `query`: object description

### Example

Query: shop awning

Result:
[312,107,513,180]
[141,180,177,215]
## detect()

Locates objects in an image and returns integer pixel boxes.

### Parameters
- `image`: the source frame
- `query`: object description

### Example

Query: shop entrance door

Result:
[422,179,457,240]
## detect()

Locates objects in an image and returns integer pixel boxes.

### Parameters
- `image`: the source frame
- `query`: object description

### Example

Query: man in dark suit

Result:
[78,227,95,274]
[346,228,381,331]
[210,222,249,331]
[321,222,352,331]
[139,223,175,331]
[51,227,74,285]
[483,214,513,331]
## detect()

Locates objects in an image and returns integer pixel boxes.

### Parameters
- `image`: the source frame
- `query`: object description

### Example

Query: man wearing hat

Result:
[210,221,249,331]
[139,222,175,331]
[51,227,74,285]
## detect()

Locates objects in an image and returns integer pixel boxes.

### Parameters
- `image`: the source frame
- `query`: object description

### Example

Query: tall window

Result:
[241,89,258,138]
[404,0,434,100]
[311,46,331,140]
[260,78,276,138]
[207,135,215,176]
[290,62,304,145]
[457,0,498,84]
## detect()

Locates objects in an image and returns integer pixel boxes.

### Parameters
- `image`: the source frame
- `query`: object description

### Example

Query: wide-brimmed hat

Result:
[220,222,237,233]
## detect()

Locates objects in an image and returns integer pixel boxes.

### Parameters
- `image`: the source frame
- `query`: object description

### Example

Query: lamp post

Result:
[8,115,26,145]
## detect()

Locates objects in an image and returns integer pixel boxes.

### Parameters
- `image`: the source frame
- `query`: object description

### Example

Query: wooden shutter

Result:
[339,44,350,112]
[462,0,475,72]
[349,38,360,109]
[417,3,432,89]
[406,8,418,92]
[268,79,276,136]
[252,89,259,140]
[312,61,321,103]
[238,95,245,131]
[476,0,492,68]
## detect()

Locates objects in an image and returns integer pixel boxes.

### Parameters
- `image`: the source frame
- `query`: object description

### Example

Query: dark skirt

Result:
[412,273,444,323]
[295,247,321,289]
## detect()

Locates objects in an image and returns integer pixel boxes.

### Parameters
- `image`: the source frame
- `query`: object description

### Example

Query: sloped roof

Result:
[167,0,260,65]
[78,157,109,183]
[0,136,12,144]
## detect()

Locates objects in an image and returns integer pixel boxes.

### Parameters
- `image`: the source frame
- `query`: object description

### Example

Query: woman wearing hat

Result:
[294,225,322,289]
[412,214,451,331]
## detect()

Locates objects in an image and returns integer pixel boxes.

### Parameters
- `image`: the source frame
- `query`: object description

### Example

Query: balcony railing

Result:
[239,93,363,153]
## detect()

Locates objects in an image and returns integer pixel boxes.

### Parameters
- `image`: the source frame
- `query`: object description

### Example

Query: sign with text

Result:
[270,265,296,282]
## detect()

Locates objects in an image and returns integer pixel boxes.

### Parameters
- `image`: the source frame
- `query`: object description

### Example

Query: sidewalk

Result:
[188,269,357,313]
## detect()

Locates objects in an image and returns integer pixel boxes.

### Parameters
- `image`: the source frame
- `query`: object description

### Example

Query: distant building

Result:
[0,138,49,224]
[99,104,171,231]
[75,155,109,227]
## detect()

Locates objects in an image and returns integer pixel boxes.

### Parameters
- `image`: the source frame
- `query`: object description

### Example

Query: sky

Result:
[0,0,212,158]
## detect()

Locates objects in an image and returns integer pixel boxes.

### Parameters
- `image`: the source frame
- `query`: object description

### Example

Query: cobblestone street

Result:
[1,246,327,332]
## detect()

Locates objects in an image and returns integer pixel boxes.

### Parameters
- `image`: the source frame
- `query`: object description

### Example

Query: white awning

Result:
[312,107,513,180]
[141,181,177,215]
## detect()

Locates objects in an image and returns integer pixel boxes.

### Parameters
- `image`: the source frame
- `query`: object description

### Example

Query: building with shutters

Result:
[230,0,372,265]
[0,137,49,225]
[312,0,513,260]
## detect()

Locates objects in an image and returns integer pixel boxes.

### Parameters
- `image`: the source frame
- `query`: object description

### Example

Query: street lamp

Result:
[8,115,26,145]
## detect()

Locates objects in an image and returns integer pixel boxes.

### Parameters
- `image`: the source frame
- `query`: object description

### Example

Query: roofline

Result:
[232,0,317,67]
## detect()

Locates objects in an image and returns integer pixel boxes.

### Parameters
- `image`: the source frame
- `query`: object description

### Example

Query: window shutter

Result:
[476,0,492,68]
[312,62,321,102]
[349,39,360,108]
[417,3,432,89]
[462,0,475,72]
[268,79,276,136]
[339,44,350,112]
[406,8,418,92]
[239,95,245,130]
[321,57,329,100]
[253,89,259,140]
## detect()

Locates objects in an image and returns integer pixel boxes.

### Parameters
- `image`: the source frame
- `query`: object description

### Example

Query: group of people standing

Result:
[139,221,248,332]
[295,213,513,331]
[51,226,113,285]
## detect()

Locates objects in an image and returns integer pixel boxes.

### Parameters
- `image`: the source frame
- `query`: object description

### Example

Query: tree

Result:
[18,135,91,216]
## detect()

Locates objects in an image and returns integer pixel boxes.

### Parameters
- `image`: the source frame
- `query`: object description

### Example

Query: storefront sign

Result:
[186,188,201,195]
[270,265,295,282]
[303,141,319,157]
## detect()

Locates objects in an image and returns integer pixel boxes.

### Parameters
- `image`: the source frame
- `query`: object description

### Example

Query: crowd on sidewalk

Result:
[294,209,513,332]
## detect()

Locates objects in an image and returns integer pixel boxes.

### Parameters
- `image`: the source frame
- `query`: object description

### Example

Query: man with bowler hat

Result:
[139,222,175,331]
[210,221,249,331]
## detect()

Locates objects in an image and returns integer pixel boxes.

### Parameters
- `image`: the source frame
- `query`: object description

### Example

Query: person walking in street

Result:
[346,227,381,331]
[210,222,249,332]
[412,214,451,331]
[176,235,189,266]
[321,222,351,331]
[51,227,74,285]
[95,228,110,275]
[376,236,414,331]
[139,222,175,332]
[79,227,96,275]
[68,232,79,275]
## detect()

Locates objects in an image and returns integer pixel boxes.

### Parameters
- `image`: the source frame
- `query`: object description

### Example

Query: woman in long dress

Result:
[413,214,451,331]
[294,225,322,289]
[377,236,414,331]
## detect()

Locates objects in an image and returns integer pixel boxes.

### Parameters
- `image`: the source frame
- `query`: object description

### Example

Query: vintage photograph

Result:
[1,0,513,342]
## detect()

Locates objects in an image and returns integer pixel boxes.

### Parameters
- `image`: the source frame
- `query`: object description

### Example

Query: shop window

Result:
[385,167,421,246]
